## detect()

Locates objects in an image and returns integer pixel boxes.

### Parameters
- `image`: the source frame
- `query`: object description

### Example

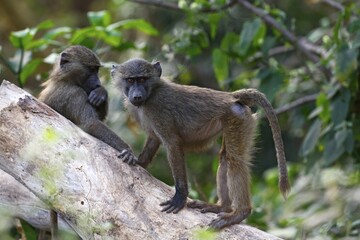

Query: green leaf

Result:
[344,128,354,153]
[258,67,284,102]
[220,32,239,53]
[323,138,345,166]
[352,32,360,49]
[20,58,41,86]
[335,126,347,147]
[70,28,93,44]
[72,26,122,47]
[335,44,358,85]
[208,13,221,39]
[196,30,209,48]
[316,92,331,124]
[348,19,360,33]
[331,88,350,125]
[88,10,111,27]
[300,120,322,157]
[238,18,263,56]
[9,28,34,48]
[107,19,158,36]
[333,15,342,44]
[261,36,276,57]
[26,39,49,50]
[44,27,72,40]
[212,48,228,82]
[270,8,286,19]
[102,30,122,47]
[36,20,55,30]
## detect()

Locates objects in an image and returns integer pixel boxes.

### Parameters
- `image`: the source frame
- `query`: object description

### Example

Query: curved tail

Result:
[233,88,291,198]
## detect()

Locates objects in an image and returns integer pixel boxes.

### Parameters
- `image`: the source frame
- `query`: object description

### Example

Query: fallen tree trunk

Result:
[0,170,73,232]
[0,80,282,240]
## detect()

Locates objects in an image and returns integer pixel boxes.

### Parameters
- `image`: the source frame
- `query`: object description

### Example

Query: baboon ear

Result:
[111,64,117,69]
[153,61,162,77]
[111,64,118,75]
[60,52,69,66]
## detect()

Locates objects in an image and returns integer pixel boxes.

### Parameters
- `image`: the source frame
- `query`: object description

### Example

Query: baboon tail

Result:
[233,88,291,198]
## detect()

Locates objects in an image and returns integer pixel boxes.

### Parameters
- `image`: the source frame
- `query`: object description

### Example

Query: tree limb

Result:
[0,80,282,239]
[275,93,318,115]
[236,0,321,64]
[128,0,237,13]
[322,0,344,11]
[129,0,330,78]
[128,0,179,11]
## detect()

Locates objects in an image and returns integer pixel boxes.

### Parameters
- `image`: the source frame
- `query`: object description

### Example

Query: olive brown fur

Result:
[112,58,290,230]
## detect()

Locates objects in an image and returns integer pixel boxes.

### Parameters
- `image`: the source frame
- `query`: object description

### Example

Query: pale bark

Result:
[0,80,282,240]
[0,170,73,232]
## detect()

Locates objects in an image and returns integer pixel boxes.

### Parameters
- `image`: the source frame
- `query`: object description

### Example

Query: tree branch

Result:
[275,93,318,115]
[0,80,282,239]
[128,0,237,13]
[237,0,332,79]
[322,0,344,11]
[236,0,320,64]
[128,0,179,11]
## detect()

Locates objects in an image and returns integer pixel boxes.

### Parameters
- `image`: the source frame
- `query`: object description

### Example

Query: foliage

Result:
[0,0,360,239]
[1,10,157,87]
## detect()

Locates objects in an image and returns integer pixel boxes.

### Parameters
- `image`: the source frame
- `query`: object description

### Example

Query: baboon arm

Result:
[160,141,188,213]
[81,119,131,152]
[138,134,161,168]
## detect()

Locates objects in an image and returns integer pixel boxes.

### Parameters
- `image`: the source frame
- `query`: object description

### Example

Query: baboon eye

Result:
[139,78,146,83]
[127,78,134,84]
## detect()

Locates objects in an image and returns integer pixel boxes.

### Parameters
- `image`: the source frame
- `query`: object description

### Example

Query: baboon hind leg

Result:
[210,112,256,229]
[209,158,252,229]
[187,138,232,214]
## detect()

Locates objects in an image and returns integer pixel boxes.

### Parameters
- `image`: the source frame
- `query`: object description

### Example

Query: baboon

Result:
[38,46,137,238]
[111,58,290,229]
[39,45,136,163]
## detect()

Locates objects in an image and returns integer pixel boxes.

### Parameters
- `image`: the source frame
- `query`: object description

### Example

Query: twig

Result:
[250,45,294,61]
[275,93,318,115]
[129,0,237,13]
[17,39,24,88]
[274,84,341,115]
[15,219,27,240]
[322,0,344,11]
[128,0,179,11]
[0,54,17,75]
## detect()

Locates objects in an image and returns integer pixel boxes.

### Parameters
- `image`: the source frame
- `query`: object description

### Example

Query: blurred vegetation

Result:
[0,0,359,239]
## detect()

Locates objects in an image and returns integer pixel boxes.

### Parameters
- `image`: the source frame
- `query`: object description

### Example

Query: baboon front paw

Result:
[88,88,107,107]
[118,149,138,165]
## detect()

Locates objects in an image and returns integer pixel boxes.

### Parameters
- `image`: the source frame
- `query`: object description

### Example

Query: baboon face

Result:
[80,65,101,95]
[112,59,162,107]
[122,76,149,106]
[58,45,102,94]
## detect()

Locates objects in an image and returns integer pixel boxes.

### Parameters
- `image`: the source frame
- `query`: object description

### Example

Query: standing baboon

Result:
[38,46,137,238]
[111,58,290,229]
